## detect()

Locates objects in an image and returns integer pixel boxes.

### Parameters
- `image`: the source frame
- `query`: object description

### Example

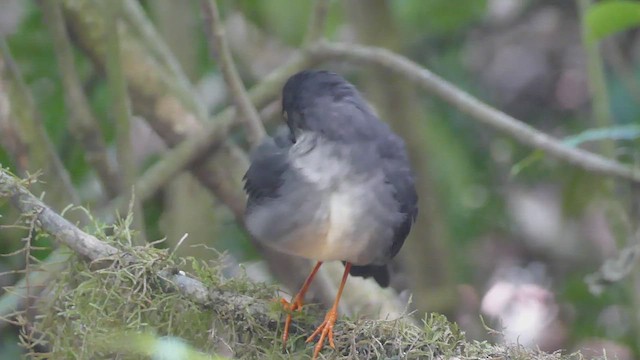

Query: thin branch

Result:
[200,0,265,148]
[39,0,121,199]
[104,0,146,244]
[122,0,191,89]
[304,0,331,46]
[309,41,640,183]
[0,38,81,207]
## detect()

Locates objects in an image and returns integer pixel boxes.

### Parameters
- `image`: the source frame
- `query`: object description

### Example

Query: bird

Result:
[243,70,418,359]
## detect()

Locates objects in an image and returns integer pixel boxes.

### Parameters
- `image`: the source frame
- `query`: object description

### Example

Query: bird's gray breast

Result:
[249,133,403,265]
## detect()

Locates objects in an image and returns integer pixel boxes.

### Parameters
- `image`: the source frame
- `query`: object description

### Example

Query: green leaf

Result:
[586,1,640,41]
[562,124,640,147]
[510,124,640,177]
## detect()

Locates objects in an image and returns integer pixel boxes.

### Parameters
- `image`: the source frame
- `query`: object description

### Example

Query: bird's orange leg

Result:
[281,261,323,349]
[306,262,351,360]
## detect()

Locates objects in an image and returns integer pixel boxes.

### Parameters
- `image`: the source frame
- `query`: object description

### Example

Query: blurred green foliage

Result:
[392,0,487,37]
[586,0,640,41]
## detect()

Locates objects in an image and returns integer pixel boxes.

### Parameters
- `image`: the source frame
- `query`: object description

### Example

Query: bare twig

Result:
[200,0,265,148]
[39,0,121,199]
[309,41,640,183]
[104,0,146,244]
[304,0,331,46]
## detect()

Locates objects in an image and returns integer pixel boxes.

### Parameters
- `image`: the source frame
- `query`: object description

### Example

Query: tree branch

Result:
[39,0,121,200]
[200,0,265,148]
[309,41,640,183]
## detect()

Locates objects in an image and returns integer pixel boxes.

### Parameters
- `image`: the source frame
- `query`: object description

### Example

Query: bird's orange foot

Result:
[280,296,304,348]
[306,307,338,359]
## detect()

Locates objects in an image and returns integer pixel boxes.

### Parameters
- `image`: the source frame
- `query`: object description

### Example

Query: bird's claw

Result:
[306,308,338,359]
[280,295,304,349]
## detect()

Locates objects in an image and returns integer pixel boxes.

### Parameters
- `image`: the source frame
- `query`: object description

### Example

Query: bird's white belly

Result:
[285,182,385,265]
[313,189,368,262]
[268,139,392,264]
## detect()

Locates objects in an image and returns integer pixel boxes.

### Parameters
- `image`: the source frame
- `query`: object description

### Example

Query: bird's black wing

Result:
[243,128,294,206]
[348,132,418,288]
[380,134,419,258]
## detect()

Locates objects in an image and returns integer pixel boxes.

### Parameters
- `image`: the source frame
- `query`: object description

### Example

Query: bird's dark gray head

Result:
[281,70,372,141]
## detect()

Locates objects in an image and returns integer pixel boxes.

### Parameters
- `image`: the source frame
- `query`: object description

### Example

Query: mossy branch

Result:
[0,167,574,359]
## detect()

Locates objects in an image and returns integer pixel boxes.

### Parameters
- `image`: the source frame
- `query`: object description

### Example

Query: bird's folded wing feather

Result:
[379,135,419,258]
[243,130,293,203]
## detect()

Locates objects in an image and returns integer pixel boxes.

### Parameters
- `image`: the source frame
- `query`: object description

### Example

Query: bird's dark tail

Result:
[346,263,390,287]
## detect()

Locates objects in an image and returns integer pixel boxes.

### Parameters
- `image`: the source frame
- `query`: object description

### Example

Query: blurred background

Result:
[1,0,639,358]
